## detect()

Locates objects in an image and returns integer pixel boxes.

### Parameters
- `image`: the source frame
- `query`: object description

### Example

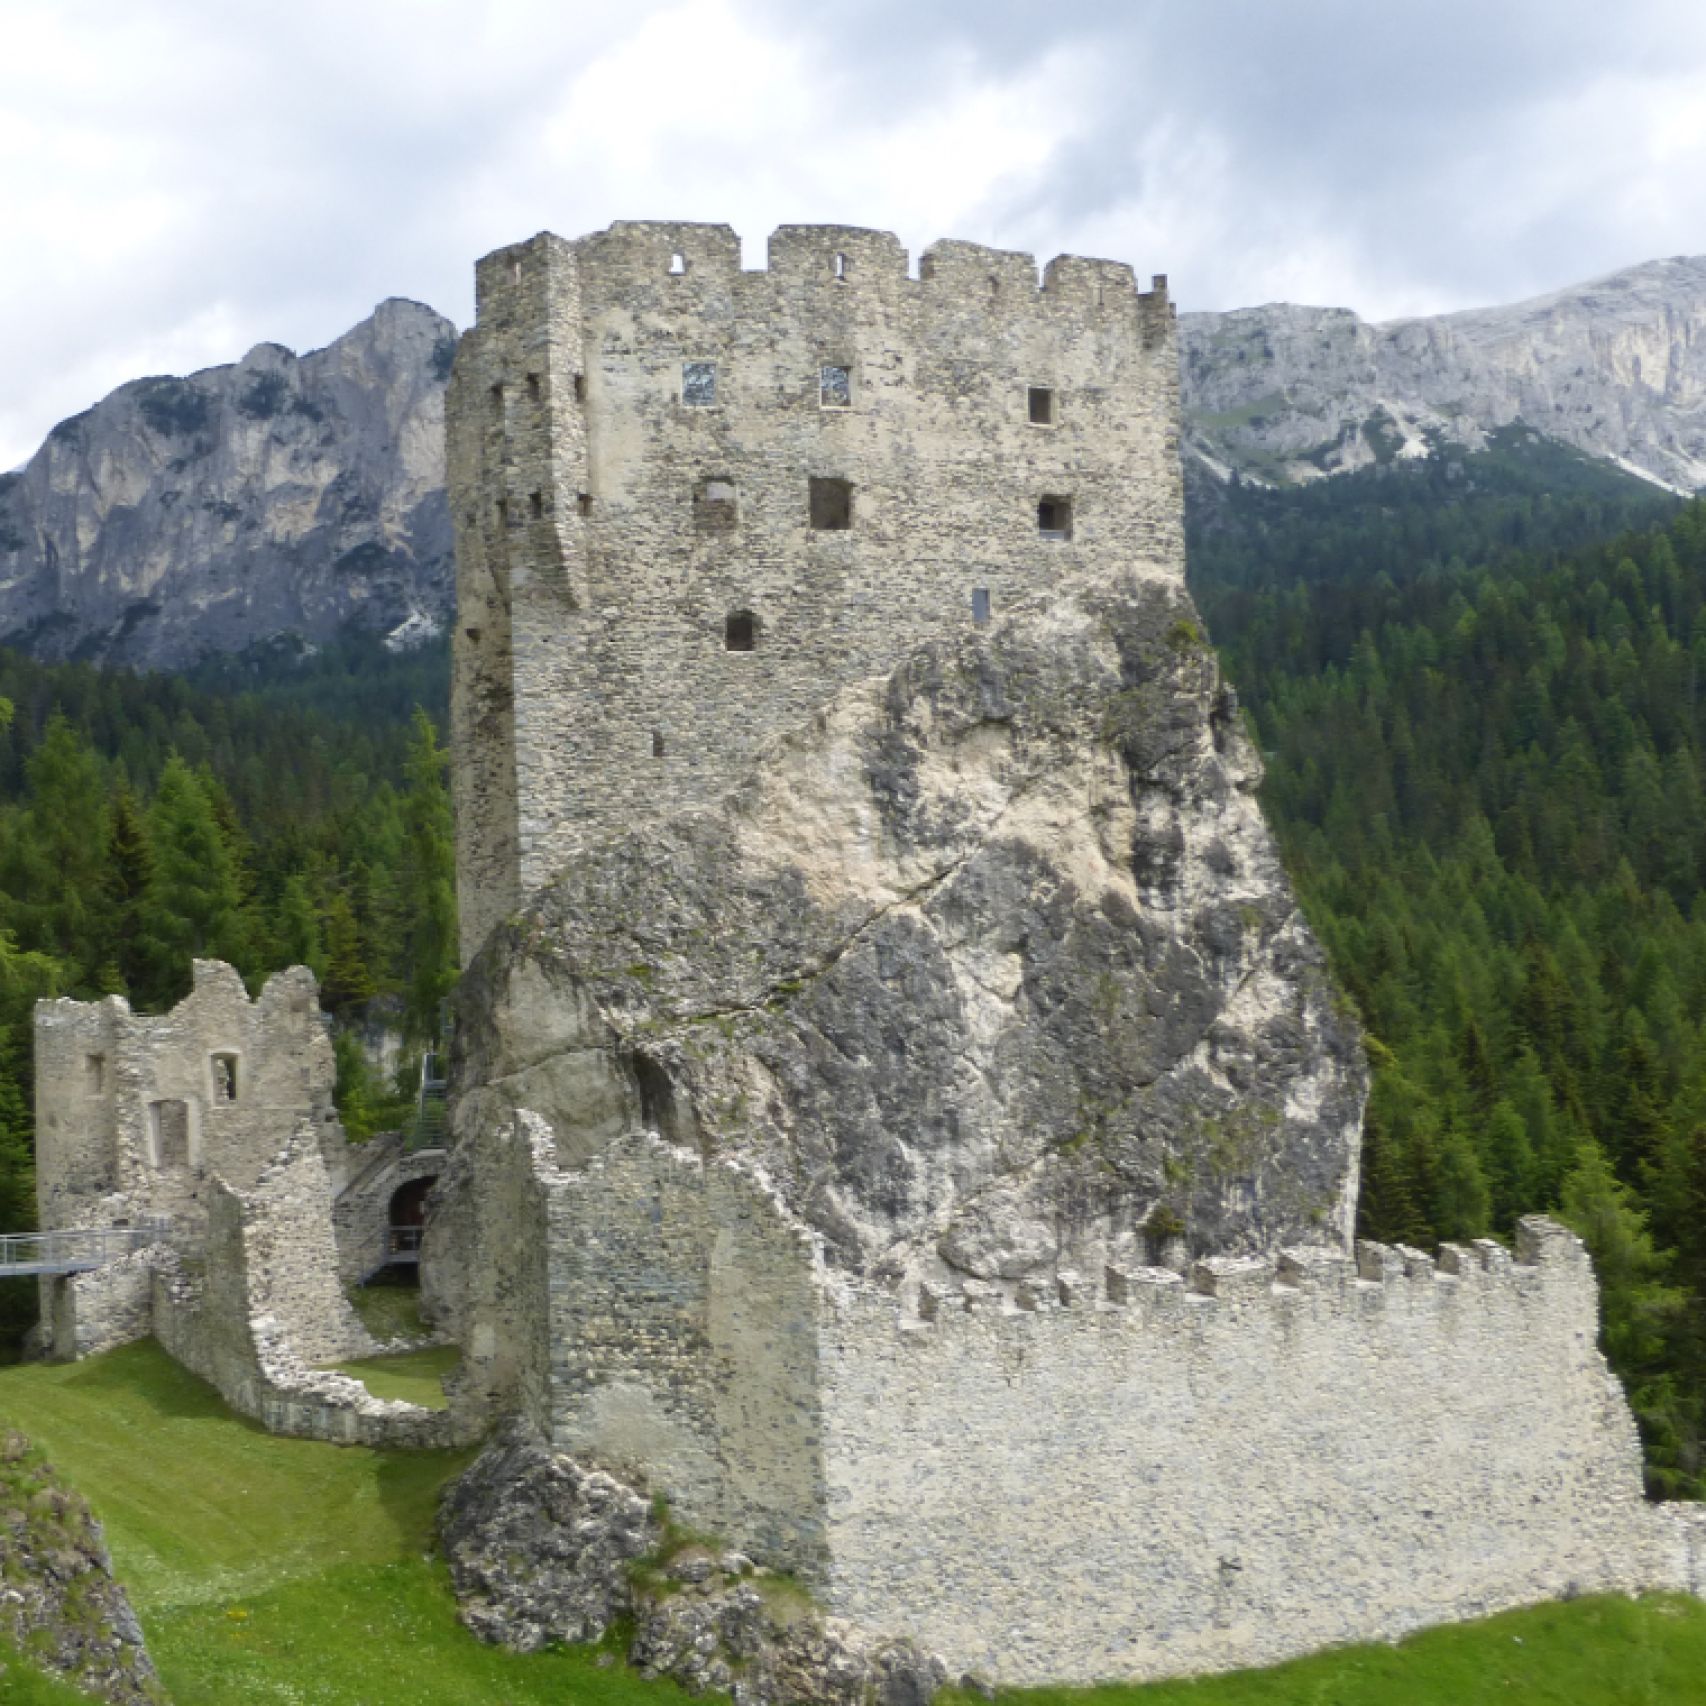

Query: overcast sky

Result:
[5,0,1706,468]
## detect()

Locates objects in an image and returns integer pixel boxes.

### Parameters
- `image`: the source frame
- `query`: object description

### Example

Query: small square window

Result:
[820,364,852,409]
[1038,496,1073,540]
[810,477,852,531]
[694,477,738,532]
[682,361,717,406]
[725,611,758,651]
[1028,386,1055,425]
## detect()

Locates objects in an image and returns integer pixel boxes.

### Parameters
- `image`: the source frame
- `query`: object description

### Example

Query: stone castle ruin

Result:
[26,220,1706,1687]
[32,962,458,1447]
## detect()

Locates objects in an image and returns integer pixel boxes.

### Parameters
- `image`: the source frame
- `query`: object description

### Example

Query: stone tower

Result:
[447,221,1179,961]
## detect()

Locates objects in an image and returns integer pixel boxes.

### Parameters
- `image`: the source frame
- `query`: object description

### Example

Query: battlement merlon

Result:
[471,222,1171,317]
[448,221,1185,964]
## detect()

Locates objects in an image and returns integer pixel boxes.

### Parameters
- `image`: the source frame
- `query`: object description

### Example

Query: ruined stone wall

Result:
[816,1218,1690,1685]
[541,1133,826,1573]
[425,1110,555,1435]
[43,1250,156,1361]
[34,962,345,1248]
[239,1126,372,1368]
[152,1134,461,1450]
[449,221,1180,960]
[330,1132,445,1288]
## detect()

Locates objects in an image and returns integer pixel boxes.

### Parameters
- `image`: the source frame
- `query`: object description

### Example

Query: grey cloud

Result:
[5,0,1706,466]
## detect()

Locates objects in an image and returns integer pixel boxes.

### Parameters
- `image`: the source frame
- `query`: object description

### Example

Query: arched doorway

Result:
[384,1175,437,1276]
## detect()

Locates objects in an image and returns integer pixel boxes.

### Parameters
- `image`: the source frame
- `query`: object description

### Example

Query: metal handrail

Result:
[386,1225,424,1255]
[0,1221,170,1278]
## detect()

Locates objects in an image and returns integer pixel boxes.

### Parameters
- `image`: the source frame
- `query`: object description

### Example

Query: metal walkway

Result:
[0,1223,169,1279]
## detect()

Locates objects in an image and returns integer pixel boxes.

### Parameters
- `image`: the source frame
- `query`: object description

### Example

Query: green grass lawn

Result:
[331,1344,459,1410]
[0,1341,684,1705]
[0,1340,1703,1705]
[983,1594,1706,1706]
[345,1279,429,1342]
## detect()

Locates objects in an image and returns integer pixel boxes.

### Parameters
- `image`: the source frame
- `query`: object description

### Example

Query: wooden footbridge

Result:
[0,1224,169,1279]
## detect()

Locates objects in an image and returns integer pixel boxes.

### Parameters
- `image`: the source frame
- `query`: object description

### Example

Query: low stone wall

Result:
[152,1254,465,1449]
[818,1218,1692,1685]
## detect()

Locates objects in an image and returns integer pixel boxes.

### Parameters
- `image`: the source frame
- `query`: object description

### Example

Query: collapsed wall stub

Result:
[448,221,1180,963]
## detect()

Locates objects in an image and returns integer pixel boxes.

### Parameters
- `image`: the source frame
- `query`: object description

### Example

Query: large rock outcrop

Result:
[447,568,1366,1292]
[440,1421,951,1706]
[0,1431,162,1706]
[0,299,454,667]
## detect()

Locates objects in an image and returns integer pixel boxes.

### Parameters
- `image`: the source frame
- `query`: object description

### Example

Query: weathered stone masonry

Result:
[436,221,1706,1689]
[33,963,457,1448]
[448,220,1179,961]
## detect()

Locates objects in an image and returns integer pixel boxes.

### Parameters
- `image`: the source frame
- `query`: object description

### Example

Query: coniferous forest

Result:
[0,635,458,1346]
[1,434,1705,1501]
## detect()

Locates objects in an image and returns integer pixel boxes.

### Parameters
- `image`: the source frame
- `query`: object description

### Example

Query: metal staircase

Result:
[407,1049,448,1153]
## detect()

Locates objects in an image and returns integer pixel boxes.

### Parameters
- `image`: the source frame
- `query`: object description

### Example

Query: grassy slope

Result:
[0,1341,1703,1705]
[0,1342,679,1706]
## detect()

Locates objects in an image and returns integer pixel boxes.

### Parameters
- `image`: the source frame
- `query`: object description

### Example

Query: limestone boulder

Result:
[452,569,1366,1282]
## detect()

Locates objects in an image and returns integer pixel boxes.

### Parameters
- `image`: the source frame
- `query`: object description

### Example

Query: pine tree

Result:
[141,755,245,1006]
[397,709,458,1044]
[102,786,154,998]
[320,890,376,1018]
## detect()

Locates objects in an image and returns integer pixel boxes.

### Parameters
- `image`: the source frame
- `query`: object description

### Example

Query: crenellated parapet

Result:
[448,221,1182,962]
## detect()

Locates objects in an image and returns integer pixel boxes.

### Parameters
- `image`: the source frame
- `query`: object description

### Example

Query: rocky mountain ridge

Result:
[1181,255,1706,490]
[0,298,455,669]
[5,252,1706,668]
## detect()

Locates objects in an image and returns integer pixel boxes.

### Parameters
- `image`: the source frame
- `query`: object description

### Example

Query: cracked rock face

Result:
[0,1432,163,1706]
[441,1423,950,1706]
[0,299,454,668]
[454,570,1366,1285]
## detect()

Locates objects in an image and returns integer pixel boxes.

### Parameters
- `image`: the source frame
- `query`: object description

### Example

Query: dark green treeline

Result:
[0,637,458,1346]
[1191,442,1705,1497]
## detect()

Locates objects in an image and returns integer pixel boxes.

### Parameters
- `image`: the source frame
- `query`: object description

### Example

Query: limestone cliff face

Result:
[452,570,1366,1288]
[1181,255,1706,489]
[0,299,455,667]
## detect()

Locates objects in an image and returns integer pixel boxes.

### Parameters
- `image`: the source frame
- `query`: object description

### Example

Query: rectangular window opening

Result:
[526,372,541,401]
[809,477,853,532]
[1038,495,1074,540]
[85,1054,106,1095]
[211,1052,240,1103]
[150,1100,190,1169]
[1028,386,1056,426]
[725,610,758,652]
[820,364,852,409]
[577,493,593,517]
[489,381,504,416]
[694,477,738,532]
[652,730,666,758]
[972,588,992,626]
[573,373,586,403]
[682,361,717,407]
[529,490,544,520]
